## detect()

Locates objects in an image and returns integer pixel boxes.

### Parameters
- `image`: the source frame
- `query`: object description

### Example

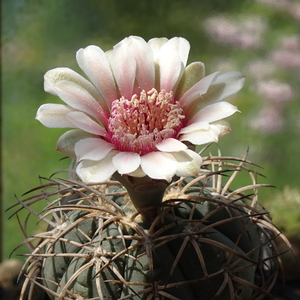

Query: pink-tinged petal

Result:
[141,152,177,181]
[112,152,141,175]
[128,36,155,91]
[156,138,187,152]
[36,103,76,128]
[172,149,202,177]
[76,150,118,183]
[54,80,109,126]
[44,68,104,105]
[109,38,136,99]
[188,101,239,125]
[158,37,190,92]
[179,72,220,107]
[179,122,209,135]
[74,137,115,161]
[179,127,219,145]
[148,37,168,61]
[56,129,96,159]
[66,111,107,136]
[76,45,118,107]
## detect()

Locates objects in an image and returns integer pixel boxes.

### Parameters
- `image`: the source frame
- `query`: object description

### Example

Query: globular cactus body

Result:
[14,155,285,300]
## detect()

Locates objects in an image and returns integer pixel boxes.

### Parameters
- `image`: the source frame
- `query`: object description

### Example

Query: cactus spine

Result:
[13,151,289,300]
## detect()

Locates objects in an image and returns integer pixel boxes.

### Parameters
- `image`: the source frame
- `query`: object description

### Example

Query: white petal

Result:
[156,138,187,152]
[44,67,101,101]
[128,36,155,91]
[112,152,141,175]
[159,37,190,92]
[56,129,96,159]
[36,104,75,128]
[188,101,239,125]
[127,167,146,178]
[67,111,107,136]
[179,72,220,107]
[74,137,115,161]
[210,120,232,138]
[54,80,108,126]
[170,37,190,67]
[172,149,202,177]
[204,71,246,104]
[179,122,209,134]
[76,45,118,106]
[184,71,245,120]
[175,61,206,100]
[141,152,177,181]
[76,150,118,183]
[180,127,219,145]
[109,38,136,99]
[148,37,168,61]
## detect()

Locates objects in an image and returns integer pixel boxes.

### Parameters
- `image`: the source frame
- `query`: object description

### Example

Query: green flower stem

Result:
[113,172,170,219]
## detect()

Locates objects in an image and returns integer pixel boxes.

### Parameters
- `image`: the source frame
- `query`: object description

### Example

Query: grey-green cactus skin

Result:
[15,155,284,300]
[38,183,274,299]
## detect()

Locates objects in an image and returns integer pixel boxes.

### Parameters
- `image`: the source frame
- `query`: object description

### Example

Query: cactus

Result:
[12,150,290,300]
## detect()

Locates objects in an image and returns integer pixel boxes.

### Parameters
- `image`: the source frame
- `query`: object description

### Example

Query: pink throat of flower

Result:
[108,88,185,155]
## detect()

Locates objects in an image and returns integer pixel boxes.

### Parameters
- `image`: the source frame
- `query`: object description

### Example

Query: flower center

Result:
[107,88,185,155]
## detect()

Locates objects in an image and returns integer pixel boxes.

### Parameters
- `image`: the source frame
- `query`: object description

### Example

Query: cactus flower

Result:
[36,36,245,183]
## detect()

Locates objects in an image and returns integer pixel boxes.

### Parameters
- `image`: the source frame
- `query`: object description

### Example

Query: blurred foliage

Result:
[2,0,300,260]
[264,186,300,239]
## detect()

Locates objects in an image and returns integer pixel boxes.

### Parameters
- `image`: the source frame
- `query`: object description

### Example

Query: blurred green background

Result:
[2,0,300,261]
